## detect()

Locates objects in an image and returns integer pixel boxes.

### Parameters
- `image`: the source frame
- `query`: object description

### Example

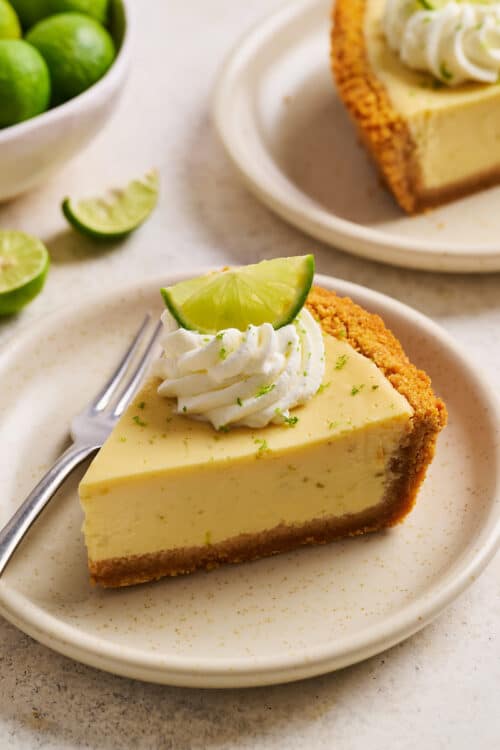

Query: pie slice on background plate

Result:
[332,0,500,213]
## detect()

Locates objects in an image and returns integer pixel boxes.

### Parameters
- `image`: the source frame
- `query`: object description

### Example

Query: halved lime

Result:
[161,255,315,333]
[62,170,159,240]
[0,231,49,315]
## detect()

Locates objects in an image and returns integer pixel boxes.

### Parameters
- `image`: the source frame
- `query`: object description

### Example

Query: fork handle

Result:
[0,443,99,577]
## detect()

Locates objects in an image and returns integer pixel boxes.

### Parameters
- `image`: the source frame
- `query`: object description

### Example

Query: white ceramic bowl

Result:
[0,0,132,202]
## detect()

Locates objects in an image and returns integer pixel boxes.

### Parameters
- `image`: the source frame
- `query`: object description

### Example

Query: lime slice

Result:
[161,255,315,333]
[0,231,49,315]
[62,170,159,240]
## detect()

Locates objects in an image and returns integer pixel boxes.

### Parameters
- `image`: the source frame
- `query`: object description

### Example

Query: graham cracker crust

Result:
[89,287,446,588]
[90,498,412,588]
[331,0,500,213]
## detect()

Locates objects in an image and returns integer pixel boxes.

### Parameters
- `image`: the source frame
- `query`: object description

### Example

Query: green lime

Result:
[62,171,159,240]
[26,12,115,104]
[161,255,316,334]
[0,40,50,127]
[0,231,49,315]
[9,0,108,29]
[0,0,21,38]
[47,0,109,24]
[8,0,48,29]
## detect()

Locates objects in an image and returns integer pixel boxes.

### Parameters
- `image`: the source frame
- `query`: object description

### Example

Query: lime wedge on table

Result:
[62,170,159,240]
[0,231,49,315]
[161,255,315,334]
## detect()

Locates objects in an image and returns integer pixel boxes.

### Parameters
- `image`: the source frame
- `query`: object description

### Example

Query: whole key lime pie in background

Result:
[78,256,447,587]
[332,0,500,213]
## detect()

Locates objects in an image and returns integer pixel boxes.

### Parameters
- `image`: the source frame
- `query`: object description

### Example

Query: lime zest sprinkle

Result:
[439,61,453,80]
[335,354,349,371]
[137,401,146,410]
[351,384,365,396]
[317,381,331,394]
[254,438,270,457]
[132,415,147,427]
[255,383,276,398]
[274,408,299,427]
[237,397,243,406]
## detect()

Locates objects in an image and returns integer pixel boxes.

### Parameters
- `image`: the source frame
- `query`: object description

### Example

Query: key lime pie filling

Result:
[79,258,446,587]
[332,0,500,213]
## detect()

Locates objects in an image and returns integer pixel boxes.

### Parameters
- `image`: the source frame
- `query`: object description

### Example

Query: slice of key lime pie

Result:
[79,256,446,587]
[332,0,500,213]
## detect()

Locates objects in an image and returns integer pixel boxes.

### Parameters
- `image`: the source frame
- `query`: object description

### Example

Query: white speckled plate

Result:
[213,0,500,273]
[0,272,499,688]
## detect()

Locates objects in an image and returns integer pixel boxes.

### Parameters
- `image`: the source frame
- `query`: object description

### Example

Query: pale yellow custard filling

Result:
[79,334,413,562]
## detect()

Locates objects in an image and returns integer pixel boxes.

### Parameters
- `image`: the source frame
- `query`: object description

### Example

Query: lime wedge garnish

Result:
[161,255,315,333]
[62,170,159,240]
[0,231,49,315]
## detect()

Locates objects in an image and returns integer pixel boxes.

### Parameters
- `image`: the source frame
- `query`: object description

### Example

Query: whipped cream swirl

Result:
[154,308,325,430]
[384,0,500,86]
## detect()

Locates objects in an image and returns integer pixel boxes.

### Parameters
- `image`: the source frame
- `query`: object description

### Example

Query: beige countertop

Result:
[0,1,499,747]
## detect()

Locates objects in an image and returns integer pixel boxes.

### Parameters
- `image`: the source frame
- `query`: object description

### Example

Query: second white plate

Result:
[213,0,500,272]
[0,273,499,687]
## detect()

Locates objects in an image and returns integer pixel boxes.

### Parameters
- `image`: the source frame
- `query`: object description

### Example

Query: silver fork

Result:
[0,315,162,577]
